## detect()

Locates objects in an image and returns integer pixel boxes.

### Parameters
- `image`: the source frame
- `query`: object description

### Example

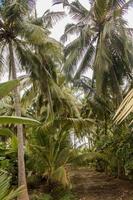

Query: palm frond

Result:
[21,21,48,45]
[0,80,19,99]
[114,89,133,124]
[74,44,95,79]
[52,0,69,6]
[0,172,22,200]
[119,0,133,13]
[52,166,69,186]
[42,9,65,28]
[61,23,81,43]
[2,0,28,22]
[69,0,89,21]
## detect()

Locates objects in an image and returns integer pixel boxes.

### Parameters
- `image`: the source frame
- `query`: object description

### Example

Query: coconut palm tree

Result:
[0,2,41,199]
[0,1,64,199]
[53,0,133,104]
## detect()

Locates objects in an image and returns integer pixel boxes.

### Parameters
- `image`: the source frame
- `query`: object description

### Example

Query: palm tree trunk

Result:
[9,41,29,200]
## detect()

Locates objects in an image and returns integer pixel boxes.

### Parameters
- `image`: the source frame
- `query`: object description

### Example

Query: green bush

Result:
[31,193,53,200]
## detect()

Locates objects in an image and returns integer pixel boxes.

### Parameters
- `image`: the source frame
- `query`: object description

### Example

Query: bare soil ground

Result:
[70,168,133,200]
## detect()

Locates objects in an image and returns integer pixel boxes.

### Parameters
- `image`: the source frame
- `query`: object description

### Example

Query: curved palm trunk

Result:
[9,41,29,200]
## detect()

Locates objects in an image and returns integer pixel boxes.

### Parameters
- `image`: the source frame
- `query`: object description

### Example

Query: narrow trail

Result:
[71,168,133,200]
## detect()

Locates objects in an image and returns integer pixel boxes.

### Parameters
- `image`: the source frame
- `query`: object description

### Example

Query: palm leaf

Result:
[0,128,14,137]
[69,0,89,21]
[0,80,19,99]
[0,116,40,125]
[74,44,95,79]
[52,0,69,6]
[114,89,133,124]
[21,21,48,45]
[61,23,82,42]
[42,9,65,28]
[0,172,23,200]
[52,166,69,186]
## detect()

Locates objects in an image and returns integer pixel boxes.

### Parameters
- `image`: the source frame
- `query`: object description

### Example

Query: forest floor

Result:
[71,168,133,200]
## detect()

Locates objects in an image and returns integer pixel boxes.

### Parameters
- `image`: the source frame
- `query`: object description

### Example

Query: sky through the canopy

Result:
[36,0,133,41]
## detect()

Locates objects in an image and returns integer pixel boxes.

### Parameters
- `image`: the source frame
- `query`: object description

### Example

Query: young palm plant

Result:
[28,125,72,187]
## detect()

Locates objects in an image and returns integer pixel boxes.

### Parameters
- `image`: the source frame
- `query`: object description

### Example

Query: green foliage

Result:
[0,80,19,99]
[51,187,75,200]
[0,172,22,200]
[0,128,14,137]
[31,191,75,200]
[60,0,133,100]
[0,135,18,185]
[31,193,53,200]
[0,1,133,200]
[27,125,72,186]
[0,116,40,125]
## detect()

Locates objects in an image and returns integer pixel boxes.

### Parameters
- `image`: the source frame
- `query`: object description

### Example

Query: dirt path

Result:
[71,168,133,200]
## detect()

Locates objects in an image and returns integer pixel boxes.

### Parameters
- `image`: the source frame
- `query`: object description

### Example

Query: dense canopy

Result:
[0,0,132,200]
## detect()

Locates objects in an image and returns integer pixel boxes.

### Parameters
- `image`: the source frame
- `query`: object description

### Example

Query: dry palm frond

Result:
[113,89,133,124]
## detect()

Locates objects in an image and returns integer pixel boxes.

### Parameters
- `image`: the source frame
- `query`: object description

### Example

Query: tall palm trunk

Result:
[9,41,29,200]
